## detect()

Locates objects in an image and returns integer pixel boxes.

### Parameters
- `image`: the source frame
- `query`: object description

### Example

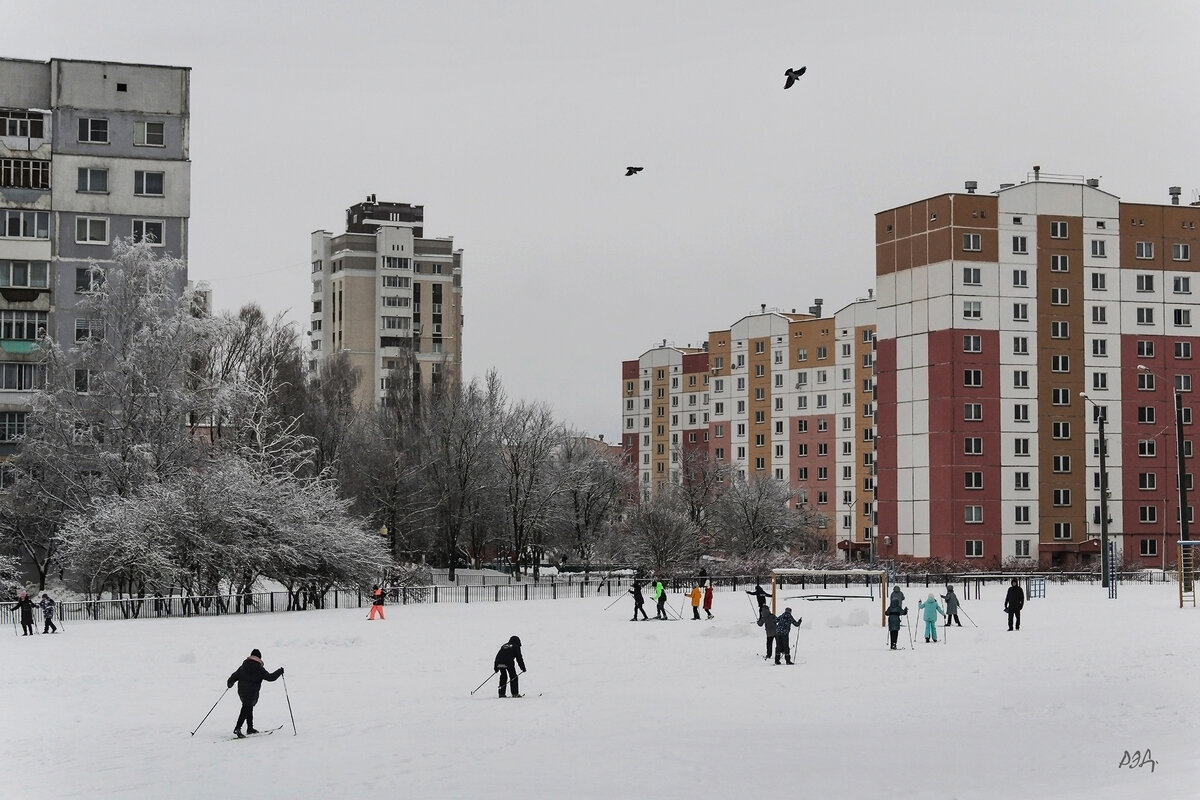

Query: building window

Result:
[963,301,981,320]
[1137,340,1155,358]
[1136,241,1154,259]
[964,403,982,421]
[964,507,983,524]
[133,170,165,196]
[1013,303,1028,321]
[1014,403,1029,422]
[75,167,108,194]
[1051,287,1069,305]
[962,266,981,285]
[964,437,983,456]
[963,369,982,387]
[1014,472,1030,490]
[1,110,44,138]
[1136,274,1154,292]
[0,158,50,190]
[1012,235,1027,254]
[1138,439,1156,457]
[1177,374,1193,392]
[962,233,981,252]
[1014,438,1030,456]
[1174,243,1191,262]
[1051,254,1069,272]
[382,275,411,288]
[1013,370,1029,389]
[1012,269,1028,287]
[1051,321,1069,339]
[1138,406,1156,424]
[0,311,48,340]
[75,266,104,293]
[965,471,983,490]
[1050,221,1068,239]
[1176,342,1192,359]
[965,539,983,557]
[1091,306,1107,324]
[1091,239,1107,258]
[1052,455,1071,473]
[132,219,164,245]
[0,362,44,391]
[1015,539,1031,557]
[1015,506,1031,525]
[1091,271,1106,290]
[0,411,27,441]
[1051,355,1070,373]
[1,210,49,239]
[1013,336,1028,355]
[1051,388,1070,406]
[1052,489,1071,506]
[1053,522,1072,540]
[75,217,108,244]
[1175,309,1192,327]
[134,121,165,147]
[0,261,48,289]
[1141,538,1158,556]
[1092,372,1107,391]
[1138,472,1157,490]
[78,117,109,143]
[1052,421,1071,440]
[1175,276,1191,294]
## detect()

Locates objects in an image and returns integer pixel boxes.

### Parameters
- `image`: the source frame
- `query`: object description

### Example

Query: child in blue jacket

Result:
[918,594,944,643]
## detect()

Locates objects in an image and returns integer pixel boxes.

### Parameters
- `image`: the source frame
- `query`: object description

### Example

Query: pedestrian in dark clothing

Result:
[494,635,526,698]
[227,648,284,737]
[629,582,648,621]
[885,596,908,649]
[11,591,35,636]
[746,582,770,611]
[1004,579,1025,631]
[774,607,802,665]
[702,580,714,619]
[38,592,57,634]
[654,580,668,619]
[890,585,905,605]
[941,585,961,627]
[757,605,778,659]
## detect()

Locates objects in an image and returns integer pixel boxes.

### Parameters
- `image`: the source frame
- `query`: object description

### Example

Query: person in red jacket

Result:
[702,580,714,619]
[227,648,284,737]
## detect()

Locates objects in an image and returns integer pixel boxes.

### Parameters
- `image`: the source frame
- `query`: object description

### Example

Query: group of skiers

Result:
[627,579,714,621]
[9,590,58,635]
[885,578,1026,648]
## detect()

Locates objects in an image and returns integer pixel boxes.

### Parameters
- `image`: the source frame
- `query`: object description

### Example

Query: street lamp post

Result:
[1080,393,1110,587]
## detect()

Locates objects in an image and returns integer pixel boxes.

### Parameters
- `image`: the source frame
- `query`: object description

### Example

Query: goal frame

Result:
[770,568,888,626]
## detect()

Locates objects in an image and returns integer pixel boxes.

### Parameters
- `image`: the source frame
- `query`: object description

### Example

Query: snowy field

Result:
[3,582,1197,799]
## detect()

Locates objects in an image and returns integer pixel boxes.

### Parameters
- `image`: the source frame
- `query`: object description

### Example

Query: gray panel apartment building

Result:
[0,57,190,453]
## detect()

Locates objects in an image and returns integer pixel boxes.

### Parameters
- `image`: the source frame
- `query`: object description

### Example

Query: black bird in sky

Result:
[783,66,807,89]
[625,166,644,176]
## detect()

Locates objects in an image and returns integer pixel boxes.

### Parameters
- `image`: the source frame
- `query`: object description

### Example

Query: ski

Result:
[226,724,284,741]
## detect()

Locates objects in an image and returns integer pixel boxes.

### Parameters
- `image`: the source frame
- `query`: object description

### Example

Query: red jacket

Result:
[702,586,713,609]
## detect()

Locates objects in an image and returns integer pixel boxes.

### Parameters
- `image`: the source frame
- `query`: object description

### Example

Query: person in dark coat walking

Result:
[940,585,961,627]
[757,605,778,659]
[629,581,648,621]
[494,635,526,698]
[38,592,58,633]
[227,648,284,737]
[890,584,905,605]
[774,607,802,665]
[1004,579,1025,631]
[11,590,35,636]
[885,596,908,649]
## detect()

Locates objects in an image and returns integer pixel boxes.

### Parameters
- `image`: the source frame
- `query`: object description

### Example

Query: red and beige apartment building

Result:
[621,298,878,559]
[874,171,1200,568]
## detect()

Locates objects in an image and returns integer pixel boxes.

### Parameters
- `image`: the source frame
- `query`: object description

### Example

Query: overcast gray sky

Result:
[12,1,1200,438]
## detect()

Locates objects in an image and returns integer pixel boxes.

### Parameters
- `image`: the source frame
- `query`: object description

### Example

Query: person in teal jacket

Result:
[654,580,668,619]
[918,593,944,643]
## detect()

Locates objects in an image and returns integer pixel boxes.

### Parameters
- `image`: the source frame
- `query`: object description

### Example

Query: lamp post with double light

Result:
[1079,392,1110,587]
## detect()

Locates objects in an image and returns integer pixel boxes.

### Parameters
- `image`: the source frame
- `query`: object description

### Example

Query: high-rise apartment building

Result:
[875,171,1200,569]
[622,298,877,558]
[0,57,190,453]
[309,198,463,408]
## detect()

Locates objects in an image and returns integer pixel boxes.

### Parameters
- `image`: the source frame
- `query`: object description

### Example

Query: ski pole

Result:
[470,669,499,695]
[746,592,759,620]
[905,611,914,650]
[282,674,297,736]
[958,604,977,628]
[190,686,230,736]
[604,593,625,611]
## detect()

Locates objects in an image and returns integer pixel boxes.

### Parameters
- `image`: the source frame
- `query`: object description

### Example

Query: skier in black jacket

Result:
[11,590,35,636]
[629,582,648,621]
[493,635,526,698]
[227,648,284,737]
[1004,579,1025,631]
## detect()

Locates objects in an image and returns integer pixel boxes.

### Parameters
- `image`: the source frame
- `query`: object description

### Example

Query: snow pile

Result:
[2,583,1196,799]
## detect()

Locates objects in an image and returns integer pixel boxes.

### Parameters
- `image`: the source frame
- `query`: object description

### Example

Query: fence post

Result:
[524,584,528,601]
[465,585,469,604]
[270,593,275,613]
[434,587,439,603]
[553,583,557,600]
[495,585,499,602]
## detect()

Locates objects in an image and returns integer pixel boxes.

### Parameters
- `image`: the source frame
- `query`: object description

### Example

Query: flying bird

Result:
[783,66,807,89]
[625,166,644,177]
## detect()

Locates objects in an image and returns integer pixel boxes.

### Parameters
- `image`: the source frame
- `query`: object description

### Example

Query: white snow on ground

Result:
[3,583,1197,799]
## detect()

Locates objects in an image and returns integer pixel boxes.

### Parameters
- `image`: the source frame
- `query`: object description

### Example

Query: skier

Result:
[889,584,905,605]
[941,585,962,627]
[702,580,714,619]
[885,594,908,649]
[226,648,284,738]
[757,604,777,660]
[493,635,526,698]
[654,579,668,619]
[629,581,648,621]
[689,584,702,620]
[746,581,770,611]
[1004,578,1025,631]
[918,594,945,643]
[368,584,386,620]
[38,592,58,634]
[11,590,35,636]
[774,607,802,665]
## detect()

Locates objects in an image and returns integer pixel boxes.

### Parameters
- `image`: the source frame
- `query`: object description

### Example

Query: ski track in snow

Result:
[2,584,1197,799]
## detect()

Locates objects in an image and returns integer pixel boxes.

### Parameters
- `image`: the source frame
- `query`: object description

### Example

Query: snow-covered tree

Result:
[551,434,629,576]
[709,475,824,559]
[619,497,701,575]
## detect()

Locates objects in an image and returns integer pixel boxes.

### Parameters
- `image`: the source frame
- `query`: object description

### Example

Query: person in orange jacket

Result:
[689,585,702,620]
[368,584,386,620]
[702,580,714,619]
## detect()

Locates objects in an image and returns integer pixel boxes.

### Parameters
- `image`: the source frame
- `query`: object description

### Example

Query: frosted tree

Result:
[709,475,824,560]
[618,497,701,575]
[664,445,730,528]
[550,434,629,576]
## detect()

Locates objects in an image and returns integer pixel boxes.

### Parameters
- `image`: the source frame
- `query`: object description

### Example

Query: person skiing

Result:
[746,581,770,611]
[493,635,526,698]
[1004,578,1025,631]
[654,579,668,619]
[918,594,945,643]
[368,584,386,620]
[885,595,908,649]
[227,648,284,738]
[11,590,35,636]
[757,604,777,660]
[774,607,802,665]
[889,584,905,606]
[689,584,702,620]
[941,585,961,627]
[38,592,58,634]
[629,581,648,621]
[702,580,714,620]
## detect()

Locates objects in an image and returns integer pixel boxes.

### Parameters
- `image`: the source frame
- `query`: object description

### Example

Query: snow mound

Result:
[824,608,870,628]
